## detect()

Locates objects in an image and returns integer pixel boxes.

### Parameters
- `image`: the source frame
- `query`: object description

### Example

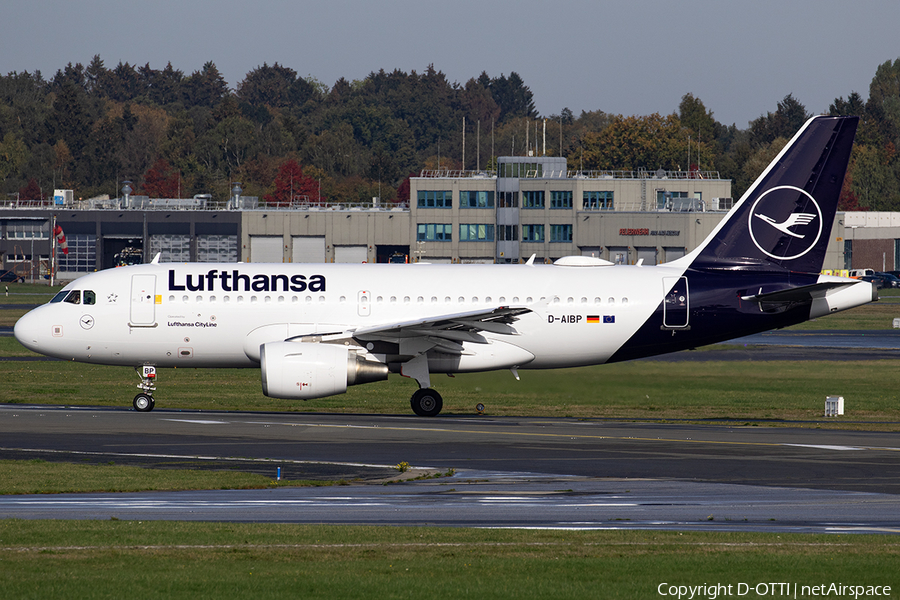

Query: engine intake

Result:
[260,341,388,399]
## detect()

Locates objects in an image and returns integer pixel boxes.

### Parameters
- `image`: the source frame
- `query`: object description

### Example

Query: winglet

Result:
[525,254,536,266]
[151,252,161,265]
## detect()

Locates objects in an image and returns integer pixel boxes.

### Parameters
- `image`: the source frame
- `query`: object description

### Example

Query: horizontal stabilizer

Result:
[740,281,861,304]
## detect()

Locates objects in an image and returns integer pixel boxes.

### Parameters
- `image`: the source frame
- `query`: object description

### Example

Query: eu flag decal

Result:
[603,315,615,324]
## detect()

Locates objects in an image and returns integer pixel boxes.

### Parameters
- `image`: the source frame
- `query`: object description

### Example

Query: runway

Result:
[2,405,900,533]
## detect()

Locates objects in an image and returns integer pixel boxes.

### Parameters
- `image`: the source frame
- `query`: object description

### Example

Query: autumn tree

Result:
[579,113,702,172]
[264,158,320,206]
[18,178,42,201]
[142,158,180,198]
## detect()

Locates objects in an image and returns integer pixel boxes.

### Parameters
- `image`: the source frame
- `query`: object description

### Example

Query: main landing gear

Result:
[410,388,443,417]
[133,365,157,412]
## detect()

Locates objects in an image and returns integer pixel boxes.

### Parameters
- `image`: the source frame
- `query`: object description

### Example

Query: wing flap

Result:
[353,306,531,345]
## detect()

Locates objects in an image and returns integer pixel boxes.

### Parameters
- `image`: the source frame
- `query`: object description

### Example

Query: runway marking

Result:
[160,419,229,425]
[785,444,864,451]
[0,447,431,473]
[236,419,900,453]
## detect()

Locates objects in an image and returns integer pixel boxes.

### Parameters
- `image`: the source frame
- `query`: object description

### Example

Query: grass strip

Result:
[1,522,898,600]
[0,459,338,495]
[2,358,899,427]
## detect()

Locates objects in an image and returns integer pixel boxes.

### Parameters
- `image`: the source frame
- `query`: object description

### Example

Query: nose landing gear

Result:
[133,365,157,412]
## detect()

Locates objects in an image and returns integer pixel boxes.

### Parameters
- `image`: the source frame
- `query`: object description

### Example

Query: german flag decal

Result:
[586,315,600,323]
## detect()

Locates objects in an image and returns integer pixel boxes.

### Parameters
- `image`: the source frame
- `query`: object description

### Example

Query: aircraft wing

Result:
[352,306,532,347]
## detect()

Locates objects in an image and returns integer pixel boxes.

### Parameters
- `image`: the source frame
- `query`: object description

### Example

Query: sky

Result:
[3,0,899,128]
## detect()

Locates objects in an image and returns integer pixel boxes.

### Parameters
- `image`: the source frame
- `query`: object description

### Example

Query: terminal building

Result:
[0,155,896,281]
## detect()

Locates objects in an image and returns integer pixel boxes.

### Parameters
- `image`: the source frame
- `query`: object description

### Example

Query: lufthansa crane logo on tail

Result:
[754,212,816,238]
[747,185,822,260]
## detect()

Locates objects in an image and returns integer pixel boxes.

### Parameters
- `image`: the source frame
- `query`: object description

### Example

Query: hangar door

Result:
[334,245,368,263]
[292,236,326,263]
[250,236,283,263]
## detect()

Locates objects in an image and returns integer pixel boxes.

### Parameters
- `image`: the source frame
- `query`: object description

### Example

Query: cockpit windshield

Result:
[50,290,96,305]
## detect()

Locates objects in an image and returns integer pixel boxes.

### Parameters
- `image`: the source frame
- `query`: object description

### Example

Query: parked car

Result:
[874,272,900,288]
[849,268,875,278]
[0,270,24,283]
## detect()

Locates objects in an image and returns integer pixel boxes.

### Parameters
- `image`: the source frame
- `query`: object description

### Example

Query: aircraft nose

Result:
[14,308,45,353]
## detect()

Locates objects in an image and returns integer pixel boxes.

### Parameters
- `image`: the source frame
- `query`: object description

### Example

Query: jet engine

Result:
[260,341,388,399]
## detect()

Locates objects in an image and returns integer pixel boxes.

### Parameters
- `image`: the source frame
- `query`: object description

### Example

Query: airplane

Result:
[14,115,875,417]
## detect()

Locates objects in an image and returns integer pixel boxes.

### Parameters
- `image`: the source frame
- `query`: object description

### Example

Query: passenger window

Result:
[83,290,96,305]
[64,291,81,304]
[168,295,175,302]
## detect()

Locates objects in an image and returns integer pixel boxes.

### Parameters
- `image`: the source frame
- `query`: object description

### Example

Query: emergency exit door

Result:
[662,276,689,329]
[130,274,157,325]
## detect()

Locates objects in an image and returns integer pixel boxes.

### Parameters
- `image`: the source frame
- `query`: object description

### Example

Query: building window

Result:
[522,191,545,209]
[844,239,853,271]
[417,223,452,242]
[550,224,572,243]
[550,191,572,209]
[498,225,518,241]
[522,224,544,243]
[498,191,518,208]
[417,190,452,208]
[5,221,49,239]
[459,224,495,242]
[460,191,494,208]
[583,191,614,210]
[500,162,543,178]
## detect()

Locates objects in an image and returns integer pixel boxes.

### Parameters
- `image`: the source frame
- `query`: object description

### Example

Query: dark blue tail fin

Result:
[688,115,858,273]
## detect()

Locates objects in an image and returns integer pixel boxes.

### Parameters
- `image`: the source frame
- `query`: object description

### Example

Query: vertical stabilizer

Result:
[687,115,858,272]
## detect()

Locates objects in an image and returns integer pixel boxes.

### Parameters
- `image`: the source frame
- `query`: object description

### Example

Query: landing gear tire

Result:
[410,388,443,417]
[133,393,154,412]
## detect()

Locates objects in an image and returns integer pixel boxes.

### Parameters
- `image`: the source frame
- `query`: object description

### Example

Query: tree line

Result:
[1,56,899,210]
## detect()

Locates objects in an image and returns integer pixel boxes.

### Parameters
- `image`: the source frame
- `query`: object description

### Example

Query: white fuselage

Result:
[15,261,688,371]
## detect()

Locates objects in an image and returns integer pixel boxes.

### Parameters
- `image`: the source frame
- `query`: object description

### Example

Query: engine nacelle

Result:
[260,341,388,399]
